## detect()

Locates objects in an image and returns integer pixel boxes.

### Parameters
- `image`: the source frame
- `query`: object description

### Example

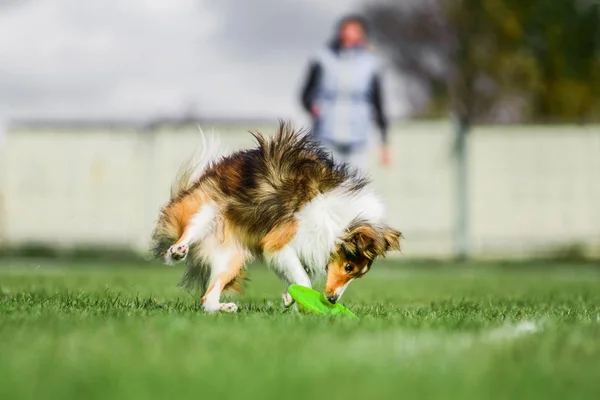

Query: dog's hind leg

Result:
[166,201,218,264]
[201,242,250,313]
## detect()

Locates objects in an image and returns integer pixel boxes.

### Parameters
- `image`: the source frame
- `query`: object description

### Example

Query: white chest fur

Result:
[289,187,385,275]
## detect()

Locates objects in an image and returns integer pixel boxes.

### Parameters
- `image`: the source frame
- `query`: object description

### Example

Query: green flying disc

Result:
[287,284,358,318]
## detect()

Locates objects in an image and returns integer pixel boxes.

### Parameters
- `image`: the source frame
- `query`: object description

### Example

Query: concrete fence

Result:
[1,121,599,258]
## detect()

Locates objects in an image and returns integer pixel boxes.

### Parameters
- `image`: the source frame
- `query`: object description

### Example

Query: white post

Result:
[0,115,6,248]
[453,116,471,260]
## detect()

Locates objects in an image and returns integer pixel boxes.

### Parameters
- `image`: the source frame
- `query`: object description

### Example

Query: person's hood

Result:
[328,14,371,53]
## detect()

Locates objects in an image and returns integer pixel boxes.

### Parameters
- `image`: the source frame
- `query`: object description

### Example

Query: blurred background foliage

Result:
[365,0,600,124]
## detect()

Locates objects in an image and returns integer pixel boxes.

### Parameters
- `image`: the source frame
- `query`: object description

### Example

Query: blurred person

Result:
[300,14,390,171]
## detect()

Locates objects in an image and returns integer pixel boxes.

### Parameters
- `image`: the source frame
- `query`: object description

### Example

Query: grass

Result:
[1,259,600,400]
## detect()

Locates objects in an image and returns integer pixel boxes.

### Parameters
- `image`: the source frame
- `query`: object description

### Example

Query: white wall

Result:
[1,122,599,258]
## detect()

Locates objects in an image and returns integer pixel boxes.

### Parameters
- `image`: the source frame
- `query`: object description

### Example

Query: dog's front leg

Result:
[264,245,311,308]
[261,221,308,307]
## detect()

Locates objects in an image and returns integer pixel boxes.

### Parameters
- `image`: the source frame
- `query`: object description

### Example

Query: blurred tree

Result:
[364,0,600,124]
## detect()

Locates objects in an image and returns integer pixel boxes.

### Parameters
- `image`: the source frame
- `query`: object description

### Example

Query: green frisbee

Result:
[287,284,358,318]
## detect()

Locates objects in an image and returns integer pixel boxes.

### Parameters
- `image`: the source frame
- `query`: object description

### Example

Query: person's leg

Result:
[318,140,369,172]
[320,141,353,167]
[347,146,370,173]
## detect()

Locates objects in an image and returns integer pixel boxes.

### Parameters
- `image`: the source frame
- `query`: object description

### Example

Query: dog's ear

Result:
[380,226,402,253]
[342,222,402,260]
[353,225,381,259]
[343,225,386,260]
[353,225,402,258]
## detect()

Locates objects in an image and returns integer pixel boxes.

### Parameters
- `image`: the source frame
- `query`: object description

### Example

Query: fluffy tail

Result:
[170,126,227,199]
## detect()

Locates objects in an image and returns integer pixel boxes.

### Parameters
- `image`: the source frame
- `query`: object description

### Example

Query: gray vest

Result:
[312,46,381,149]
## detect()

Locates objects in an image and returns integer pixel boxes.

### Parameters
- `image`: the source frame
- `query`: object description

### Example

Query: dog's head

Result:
[325,220,401,303]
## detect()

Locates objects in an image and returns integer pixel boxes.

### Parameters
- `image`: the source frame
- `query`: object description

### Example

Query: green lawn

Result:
[1,259,600,400]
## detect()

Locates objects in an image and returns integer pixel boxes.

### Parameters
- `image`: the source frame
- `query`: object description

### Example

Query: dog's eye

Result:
[344,264,353,273]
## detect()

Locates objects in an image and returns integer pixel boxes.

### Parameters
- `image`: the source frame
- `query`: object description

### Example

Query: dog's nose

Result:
[327,296,337,304]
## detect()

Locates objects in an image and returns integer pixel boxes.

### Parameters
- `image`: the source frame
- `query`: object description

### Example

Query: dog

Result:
[150,122,401,312]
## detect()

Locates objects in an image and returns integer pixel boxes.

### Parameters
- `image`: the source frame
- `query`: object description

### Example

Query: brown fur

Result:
[151,121,367,259]
[183,122,367,237]
[260,220,299,253]
[150,121,398,300]
[150,189,212,260]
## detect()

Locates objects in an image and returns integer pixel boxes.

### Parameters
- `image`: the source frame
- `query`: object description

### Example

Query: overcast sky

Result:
[0,0,406,124]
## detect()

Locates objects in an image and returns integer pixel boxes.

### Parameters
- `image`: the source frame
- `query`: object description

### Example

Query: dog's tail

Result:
[170,126,227,199]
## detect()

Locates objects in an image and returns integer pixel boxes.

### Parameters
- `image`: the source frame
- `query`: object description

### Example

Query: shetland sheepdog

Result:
[150,122,401,312]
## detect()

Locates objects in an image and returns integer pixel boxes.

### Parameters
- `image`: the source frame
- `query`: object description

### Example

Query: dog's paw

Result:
[168,243,188,262]
[219,303,239,313]
[282,291,295,308]
[203,302,238,313]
